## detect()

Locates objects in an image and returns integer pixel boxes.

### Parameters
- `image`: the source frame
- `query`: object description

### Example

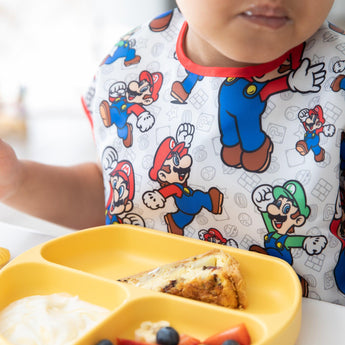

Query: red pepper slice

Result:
[117,338,156,345]
[202,323,251,345]
[178,334,201,345]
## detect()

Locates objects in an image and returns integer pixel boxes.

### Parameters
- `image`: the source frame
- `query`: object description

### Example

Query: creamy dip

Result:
[0,293,110,345]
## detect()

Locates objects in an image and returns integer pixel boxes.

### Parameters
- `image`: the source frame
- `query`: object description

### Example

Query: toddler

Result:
[2,0,345,305]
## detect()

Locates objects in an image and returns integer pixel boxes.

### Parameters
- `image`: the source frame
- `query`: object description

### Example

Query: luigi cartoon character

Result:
[250,180,327,296]
[100,30,141,67]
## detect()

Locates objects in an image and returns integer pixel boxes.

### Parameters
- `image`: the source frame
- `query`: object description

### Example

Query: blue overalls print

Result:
[105,206,119,225]
[264,232,292,265]
[104,40,136,65]
[304,130,322,156]
[334,248,345,293]
[170,183,213,229]
[218,77,268,152]
[181,70,204,94]
[109,97,130,140]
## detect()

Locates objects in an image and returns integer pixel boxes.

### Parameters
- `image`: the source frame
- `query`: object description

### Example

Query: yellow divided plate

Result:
[0,224,302,345]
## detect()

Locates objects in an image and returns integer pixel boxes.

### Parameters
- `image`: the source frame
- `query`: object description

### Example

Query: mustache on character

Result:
[173,166,190,175]
[268,213,287,223]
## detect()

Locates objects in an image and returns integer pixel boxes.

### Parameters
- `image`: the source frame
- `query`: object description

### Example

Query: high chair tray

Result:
[0,224,302,345]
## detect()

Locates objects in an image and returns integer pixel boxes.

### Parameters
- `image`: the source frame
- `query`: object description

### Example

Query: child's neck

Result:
[184,27,259,69]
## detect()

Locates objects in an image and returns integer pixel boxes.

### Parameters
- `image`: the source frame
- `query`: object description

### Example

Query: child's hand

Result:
[0,139,23,202]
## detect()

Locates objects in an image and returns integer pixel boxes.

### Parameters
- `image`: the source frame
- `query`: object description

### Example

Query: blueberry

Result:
[95,340,114,345]
[221,340,240,345]
[156,326,180,345]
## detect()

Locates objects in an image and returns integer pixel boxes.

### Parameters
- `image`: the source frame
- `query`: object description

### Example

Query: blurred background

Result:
[0,0,343,236]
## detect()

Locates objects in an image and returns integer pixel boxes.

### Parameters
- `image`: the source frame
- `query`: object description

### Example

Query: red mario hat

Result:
[110,161,135,200]
[139,71,163,101]
[204,228,227,244]
[309,105,325,124]
[149,137,187,181]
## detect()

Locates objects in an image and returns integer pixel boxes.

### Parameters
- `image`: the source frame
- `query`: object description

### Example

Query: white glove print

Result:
[288,59,326,93]
[143,190,165,209]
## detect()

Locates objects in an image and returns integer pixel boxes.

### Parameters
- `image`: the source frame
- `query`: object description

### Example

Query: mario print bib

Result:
[83,9,345,305]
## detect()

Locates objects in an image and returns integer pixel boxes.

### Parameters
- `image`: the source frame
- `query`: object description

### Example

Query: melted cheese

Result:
[131,252,225,290]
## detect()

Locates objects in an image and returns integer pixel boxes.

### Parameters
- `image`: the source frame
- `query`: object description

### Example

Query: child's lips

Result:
[240,6,290,29]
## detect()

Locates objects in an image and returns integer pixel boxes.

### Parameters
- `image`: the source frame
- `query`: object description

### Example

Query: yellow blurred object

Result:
[0,247,10,269]
[0,86,27,139]
[0,116,27,138]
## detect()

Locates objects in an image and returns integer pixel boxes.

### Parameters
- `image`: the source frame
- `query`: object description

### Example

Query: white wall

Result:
[0,0,174,115]
[329,0,345,26]
[0,0,343,117]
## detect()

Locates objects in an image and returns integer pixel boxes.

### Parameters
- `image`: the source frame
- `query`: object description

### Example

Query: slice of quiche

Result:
[118,249,248,309]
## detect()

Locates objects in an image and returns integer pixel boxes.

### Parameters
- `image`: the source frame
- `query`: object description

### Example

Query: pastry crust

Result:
[118,249,248,309]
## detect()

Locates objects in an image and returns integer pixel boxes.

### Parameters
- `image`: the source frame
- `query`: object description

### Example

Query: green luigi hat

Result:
[273,180,310,218]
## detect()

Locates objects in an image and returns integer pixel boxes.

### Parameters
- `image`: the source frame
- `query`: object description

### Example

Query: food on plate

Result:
[117,338,156,345]
[0,247,10,269]
[116,321,251,345]
[95,340,115,345]
[156,327,180,345]
[221,341,240,345]
[135,321,171,343]
[203,323,250,345]
[118,249,247,309]
[118,323,181,345]
[0,293,110,345]
[177,334,201,345]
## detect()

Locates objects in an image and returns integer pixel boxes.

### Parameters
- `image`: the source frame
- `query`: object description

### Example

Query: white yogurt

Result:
[0,293,110,345]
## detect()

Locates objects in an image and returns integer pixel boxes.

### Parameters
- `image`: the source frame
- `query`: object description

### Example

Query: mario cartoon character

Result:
[149,10,173,32]
[198,228,238,247]
[102,147,144,226]
[218,44,326,173]
[143,123,223,235]
[99,70,163,147]
[330,188,345,294]
[250,180,327,296]
[100,30,141,67]
[295,105,335,162]
[171,69,204,104]
[331,59,345,93]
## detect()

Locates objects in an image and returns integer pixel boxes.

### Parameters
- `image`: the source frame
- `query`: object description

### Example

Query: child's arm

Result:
[0,139,105,230]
